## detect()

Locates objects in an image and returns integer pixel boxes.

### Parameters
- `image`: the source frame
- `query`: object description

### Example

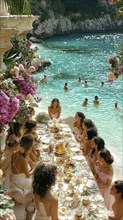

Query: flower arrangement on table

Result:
[0,37,42,132]
[36,112,50,124]
[0,170,16,220]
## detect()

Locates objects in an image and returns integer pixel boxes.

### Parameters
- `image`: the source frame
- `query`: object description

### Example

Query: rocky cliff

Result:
[31,14,123,39]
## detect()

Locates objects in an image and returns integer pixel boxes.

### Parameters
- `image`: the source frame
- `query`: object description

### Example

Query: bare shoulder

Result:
[50,195,58,204]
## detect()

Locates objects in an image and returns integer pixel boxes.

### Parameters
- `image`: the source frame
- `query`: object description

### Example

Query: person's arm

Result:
[99,177,112,189]
[34,193,40,209]
[57,107,61,118]
[48,106,53,119]
[21,157,34,178]
[51,198,58,220]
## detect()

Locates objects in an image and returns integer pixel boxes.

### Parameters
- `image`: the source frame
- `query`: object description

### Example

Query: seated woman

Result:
[109,180,123,220]
[88,136,105,173]
[48,98,61,119]
[33,164,58,220]
[80,118,97,149]
[94,149,114,210]
[6,135,34,206]
[0,140,19,176]
[6,121,22,145]
[83,127,98,157]
[24,120,39,142]
[72,112,85,142]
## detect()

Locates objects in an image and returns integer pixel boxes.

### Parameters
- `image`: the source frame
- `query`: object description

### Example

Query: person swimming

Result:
[78,77,81,83]
[94,96,99,106]
[82,98,88,107]
[64,82,68,91]
[84,81,88,88]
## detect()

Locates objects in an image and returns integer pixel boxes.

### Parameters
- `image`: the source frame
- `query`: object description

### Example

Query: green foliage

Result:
[4,0,32,15]
[31,0,117,20]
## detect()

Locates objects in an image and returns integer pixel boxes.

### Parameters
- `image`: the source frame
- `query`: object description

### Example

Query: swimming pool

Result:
[33,32,123,179]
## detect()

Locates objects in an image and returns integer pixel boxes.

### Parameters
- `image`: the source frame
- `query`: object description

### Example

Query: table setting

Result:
[36,120,109,220]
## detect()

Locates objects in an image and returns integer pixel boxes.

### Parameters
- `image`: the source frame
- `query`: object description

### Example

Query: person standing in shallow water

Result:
[64,82,68,91]
[82,98,88,107]
[84,81,88,88]
[78,77,81,83]
[94,96,99,106]
[101,82,104,87]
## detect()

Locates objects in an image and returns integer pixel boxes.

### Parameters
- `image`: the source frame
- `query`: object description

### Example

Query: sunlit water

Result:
[33,33,123,179]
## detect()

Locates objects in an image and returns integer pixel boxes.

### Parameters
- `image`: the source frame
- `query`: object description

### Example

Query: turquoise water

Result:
[33,33,123,179]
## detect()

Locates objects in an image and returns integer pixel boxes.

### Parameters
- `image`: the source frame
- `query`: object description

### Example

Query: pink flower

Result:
[36,98,42,103]
[108,0,116,5]
[119,65,123,74]
[15,94,24,100]
[16,76,24,81]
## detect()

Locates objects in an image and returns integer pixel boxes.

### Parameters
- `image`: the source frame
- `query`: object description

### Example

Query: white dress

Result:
[5,160,32,205]
[34,202,52,220]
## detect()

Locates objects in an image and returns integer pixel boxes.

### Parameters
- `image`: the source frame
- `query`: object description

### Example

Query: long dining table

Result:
[37,119,109,220]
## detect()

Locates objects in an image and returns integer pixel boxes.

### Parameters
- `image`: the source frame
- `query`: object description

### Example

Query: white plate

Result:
[41,136,50,144]
[63,127,71,132]
[72,155,84,161]
[70,147,80,152]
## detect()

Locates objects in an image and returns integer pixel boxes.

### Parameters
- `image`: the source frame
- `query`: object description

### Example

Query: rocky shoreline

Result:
[30,14,123,39]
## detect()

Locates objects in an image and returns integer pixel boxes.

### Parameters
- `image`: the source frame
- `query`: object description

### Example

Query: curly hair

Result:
[33,164,57,197]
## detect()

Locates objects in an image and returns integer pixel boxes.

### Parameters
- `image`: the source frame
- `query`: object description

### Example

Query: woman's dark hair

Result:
[20,135,33,150]
[87,128,98,140]
[51,98,60,108]
[114,180,123,199]
[33,164,57,197]
[28,106,35,114]
[76,112,85,127]
[99,149,114,164]
[93,136,105,151]
[83,119,97,131]
[9,121,21,136]
[95,96,98,100]
[25,120,37,131]
[7,140,18,148]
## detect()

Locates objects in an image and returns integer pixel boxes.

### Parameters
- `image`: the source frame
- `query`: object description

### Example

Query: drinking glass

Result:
[83,176,88,185]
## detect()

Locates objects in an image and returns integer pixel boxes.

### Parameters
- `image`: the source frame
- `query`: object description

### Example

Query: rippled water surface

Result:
[33,33,123,178]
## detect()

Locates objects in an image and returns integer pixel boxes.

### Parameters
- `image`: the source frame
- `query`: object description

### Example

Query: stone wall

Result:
[32,14,123,39]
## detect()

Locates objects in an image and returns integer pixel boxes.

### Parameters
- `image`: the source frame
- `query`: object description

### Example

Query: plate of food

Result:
[59,206,70,215]
[41,136,50,144]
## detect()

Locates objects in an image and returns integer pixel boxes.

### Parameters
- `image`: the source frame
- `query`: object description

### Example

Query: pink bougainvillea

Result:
[0,91,20,125]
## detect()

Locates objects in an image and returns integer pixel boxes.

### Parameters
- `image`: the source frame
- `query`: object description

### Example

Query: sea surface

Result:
[33,33,123,179]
